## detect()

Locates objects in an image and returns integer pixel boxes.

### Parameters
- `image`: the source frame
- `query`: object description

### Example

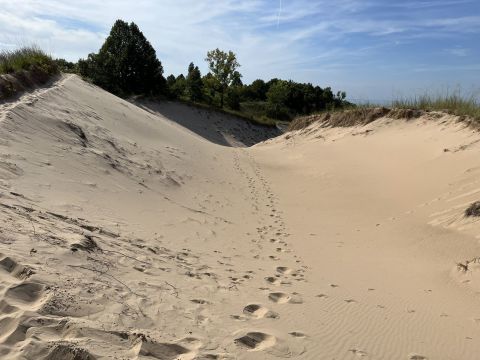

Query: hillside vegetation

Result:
[0,46,58,99]
[393,94,480,121]
[289,94,480,131]
[57,19,350,126]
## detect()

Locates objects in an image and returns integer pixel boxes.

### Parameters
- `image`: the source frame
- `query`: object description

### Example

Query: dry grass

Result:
[288,107,436,131]
[393,93,480,122]
[288,93,480,132]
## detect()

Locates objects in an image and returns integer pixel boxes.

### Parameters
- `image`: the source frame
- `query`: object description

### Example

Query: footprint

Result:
[349,349,368,357]
[243,304,279,319]
[409,355,427,360]
[0,300,17,314]
[268,292,290,304]
[268,292,303,304]
[191,299,210,305]
[289,331,306,338]
[235,332,276,351]
[230,315,248,321]
[5,282,46,309]
[140,339,193,359]
[0,316,21,342]
[0,256,34,279]
[265,276,280,285]
[289,293,304,304]
[276,266,292,275]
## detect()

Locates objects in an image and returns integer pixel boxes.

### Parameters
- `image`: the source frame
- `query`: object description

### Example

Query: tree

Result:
[202,73,216,105]
[186,62,203,102]
[225,86,241,110]
[266,80,291,120]
[170,74,186,98]
[247,79,268,101]
[78,19,165,96]
[231,71,243,87]
[205,48,240,108]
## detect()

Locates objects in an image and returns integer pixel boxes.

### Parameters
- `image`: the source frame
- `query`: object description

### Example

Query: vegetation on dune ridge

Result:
[392,93,480,121]
[1,21,350,126]
[288,94,480,131]
[0,46,57,75]
[0,46,59,99]
[70,19,350,126]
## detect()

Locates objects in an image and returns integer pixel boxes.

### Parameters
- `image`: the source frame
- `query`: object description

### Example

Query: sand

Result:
[0,74,480,359]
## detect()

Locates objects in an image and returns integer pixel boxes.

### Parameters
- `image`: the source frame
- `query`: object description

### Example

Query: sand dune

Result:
[1,75,480,359]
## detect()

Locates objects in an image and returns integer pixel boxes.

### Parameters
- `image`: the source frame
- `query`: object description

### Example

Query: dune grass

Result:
[289,92,480,131]
[392,93,480,121]
[0,46,57,75]
[0,46,59,100]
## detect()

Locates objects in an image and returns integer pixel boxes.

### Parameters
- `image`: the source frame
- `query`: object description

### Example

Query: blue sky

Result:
[0,0,478,102]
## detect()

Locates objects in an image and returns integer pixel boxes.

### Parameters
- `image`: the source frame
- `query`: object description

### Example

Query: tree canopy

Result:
[205,49,240,108]
[78,19,165,96]
[186,62,203,102]
[73,20,350,123]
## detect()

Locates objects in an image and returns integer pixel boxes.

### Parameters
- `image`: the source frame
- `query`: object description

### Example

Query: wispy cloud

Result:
[0,0,478,101]
[445,47,469,57]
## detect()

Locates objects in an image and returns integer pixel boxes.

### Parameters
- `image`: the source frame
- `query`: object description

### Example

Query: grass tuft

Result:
[465,202,480,217]
[0,46,57,75]
[0,46,59,100]
[392,93,480,121]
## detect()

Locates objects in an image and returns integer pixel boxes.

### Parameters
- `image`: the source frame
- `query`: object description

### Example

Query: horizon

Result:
[0,0,479,102]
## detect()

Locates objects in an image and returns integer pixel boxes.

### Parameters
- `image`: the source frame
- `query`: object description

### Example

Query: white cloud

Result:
[0,0,478,101]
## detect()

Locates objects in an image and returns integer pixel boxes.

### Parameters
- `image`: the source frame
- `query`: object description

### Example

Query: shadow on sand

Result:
[135,100,281,147]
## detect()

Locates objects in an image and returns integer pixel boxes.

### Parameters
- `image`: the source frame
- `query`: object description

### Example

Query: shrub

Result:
[465,202,480,217]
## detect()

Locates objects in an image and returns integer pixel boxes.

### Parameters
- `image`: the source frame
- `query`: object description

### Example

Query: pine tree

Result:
[79,19,165,96]
[186,62,203,102]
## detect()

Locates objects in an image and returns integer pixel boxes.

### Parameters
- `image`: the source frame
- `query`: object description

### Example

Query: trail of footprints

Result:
[232,149,308,354]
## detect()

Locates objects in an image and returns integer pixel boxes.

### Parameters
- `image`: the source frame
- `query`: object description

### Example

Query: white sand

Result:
[1,75,480,359]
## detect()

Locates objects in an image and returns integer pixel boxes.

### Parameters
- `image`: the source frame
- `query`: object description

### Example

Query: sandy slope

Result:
[0,75,480,359]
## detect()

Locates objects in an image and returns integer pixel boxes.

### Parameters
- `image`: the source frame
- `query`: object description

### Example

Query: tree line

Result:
[61,19,350,122]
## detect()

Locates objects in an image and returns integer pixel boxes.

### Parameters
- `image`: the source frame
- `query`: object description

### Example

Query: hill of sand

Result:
[1,75,480,359]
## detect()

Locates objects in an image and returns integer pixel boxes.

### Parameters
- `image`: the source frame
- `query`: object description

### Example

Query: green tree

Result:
[170,74,186,98]
[202,73,216,105]
[78,19,165,95]
[266,80,291,120]
[247,79,268,101]
[186,62,203,102]
[225,86,241,110]
[205,48,240,108]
